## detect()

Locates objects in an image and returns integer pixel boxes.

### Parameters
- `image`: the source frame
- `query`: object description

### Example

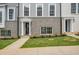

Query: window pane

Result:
[1,30,5,36]
[47,27,52,34]
[9,9,14,19]
[0,12,2,23]
[78,3,79,13]
[50,5,55,16]
[71,3,76,13]
[5,30,11,36]
[41,27,46,34]
[24,6,29,16]
[1,30,11,36]
[37,4,42,16]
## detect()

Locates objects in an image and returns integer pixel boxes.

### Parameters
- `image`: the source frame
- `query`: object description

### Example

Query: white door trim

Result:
[21,18,31,36]
[64,18,73,32]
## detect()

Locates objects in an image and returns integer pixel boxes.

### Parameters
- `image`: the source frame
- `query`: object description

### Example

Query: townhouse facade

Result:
[0,3,79,38]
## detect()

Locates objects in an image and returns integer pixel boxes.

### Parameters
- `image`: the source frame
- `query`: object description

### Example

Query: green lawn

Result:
[0,39,17,49]
[22,36,79,48]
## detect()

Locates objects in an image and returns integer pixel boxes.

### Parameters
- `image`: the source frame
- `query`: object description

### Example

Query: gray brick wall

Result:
[0,21,17,38]
[30,17,60,36]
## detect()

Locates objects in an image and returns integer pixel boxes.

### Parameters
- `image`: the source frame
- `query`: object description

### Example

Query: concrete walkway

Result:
[67,34,79,39]
[0,46,79,55]
[3,36,29,50]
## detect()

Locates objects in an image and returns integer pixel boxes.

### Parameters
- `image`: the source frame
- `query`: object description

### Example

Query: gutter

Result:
[17,3,20,38]
[60,3,62,35]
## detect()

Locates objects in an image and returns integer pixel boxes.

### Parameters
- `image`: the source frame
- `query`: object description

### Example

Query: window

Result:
[47,27,52,34]
[1,30,11,36]
[9,9,14,19]
[41,27,46,34]
[49,5,55,16]
[0,12,2,23]
[8,8,15,20]
[24,4,29,16]
[41,27,52,34]
[37,4,42,16]
[24,6,29,16]
[71,3,76,13]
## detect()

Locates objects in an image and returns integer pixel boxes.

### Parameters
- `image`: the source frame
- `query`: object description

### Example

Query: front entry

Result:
[25,22,29,35]
[65,19,71,32]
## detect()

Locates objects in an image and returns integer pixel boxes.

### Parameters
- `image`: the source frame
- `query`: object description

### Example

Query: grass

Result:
[22,36,79,48]
[0,39,17,49]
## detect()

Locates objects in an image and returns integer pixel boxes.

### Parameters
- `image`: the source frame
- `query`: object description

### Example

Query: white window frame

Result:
[7,7,15,21]
[71,3,79,14]
[0,7,5,28]
[23,3,30,16]
[40,27,53,35]
[36,3,43,16]
[48,3,56,17]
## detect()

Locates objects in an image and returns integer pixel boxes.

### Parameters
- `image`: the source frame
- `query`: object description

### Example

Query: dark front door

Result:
[65,20,71,32]
[25,22,29,35]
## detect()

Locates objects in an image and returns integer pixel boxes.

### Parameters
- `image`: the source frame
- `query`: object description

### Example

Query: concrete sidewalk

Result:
[3,36,29,50]
[0,46,79,55]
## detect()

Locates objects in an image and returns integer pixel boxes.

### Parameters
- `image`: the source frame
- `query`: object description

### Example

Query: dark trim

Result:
[60,3,62,35]
[17,3,20,37]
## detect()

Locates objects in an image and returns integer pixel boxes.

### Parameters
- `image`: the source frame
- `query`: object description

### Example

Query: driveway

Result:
[0,46,79,55]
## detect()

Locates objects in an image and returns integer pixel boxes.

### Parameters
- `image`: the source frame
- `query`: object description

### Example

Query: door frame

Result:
[64,18,73,32]
[20,18,31,36]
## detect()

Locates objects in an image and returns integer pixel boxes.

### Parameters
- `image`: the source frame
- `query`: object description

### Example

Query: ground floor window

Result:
[1,30,11,36]
[41,27,52,34]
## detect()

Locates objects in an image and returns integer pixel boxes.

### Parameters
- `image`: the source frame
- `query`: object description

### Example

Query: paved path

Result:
[67,34,79,38]
[3,36,29,50]
[0,46,79,55]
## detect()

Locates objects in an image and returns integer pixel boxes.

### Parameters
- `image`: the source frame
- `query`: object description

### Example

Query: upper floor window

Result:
[49,4,55,16]
[8,7,15,20]
[36,4,42,16]
[0,12,2,23]
[71,3,76,13]
[24,4,29,16]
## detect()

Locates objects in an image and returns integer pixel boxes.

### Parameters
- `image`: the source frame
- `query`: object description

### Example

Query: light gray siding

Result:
[56,3,60,17]
[43,3,48,16]
[30,3,36,16]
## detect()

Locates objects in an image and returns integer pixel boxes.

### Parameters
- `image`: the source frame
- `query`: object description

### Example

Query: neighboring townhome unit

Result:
[19,3,61,37]
[62,3,79,34]
[0,3,19,38]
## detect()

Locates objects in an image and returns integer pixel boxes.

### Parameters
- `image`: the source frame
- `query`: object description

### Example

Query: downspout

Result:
[17,3,20,38]
[60,3,62,35]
